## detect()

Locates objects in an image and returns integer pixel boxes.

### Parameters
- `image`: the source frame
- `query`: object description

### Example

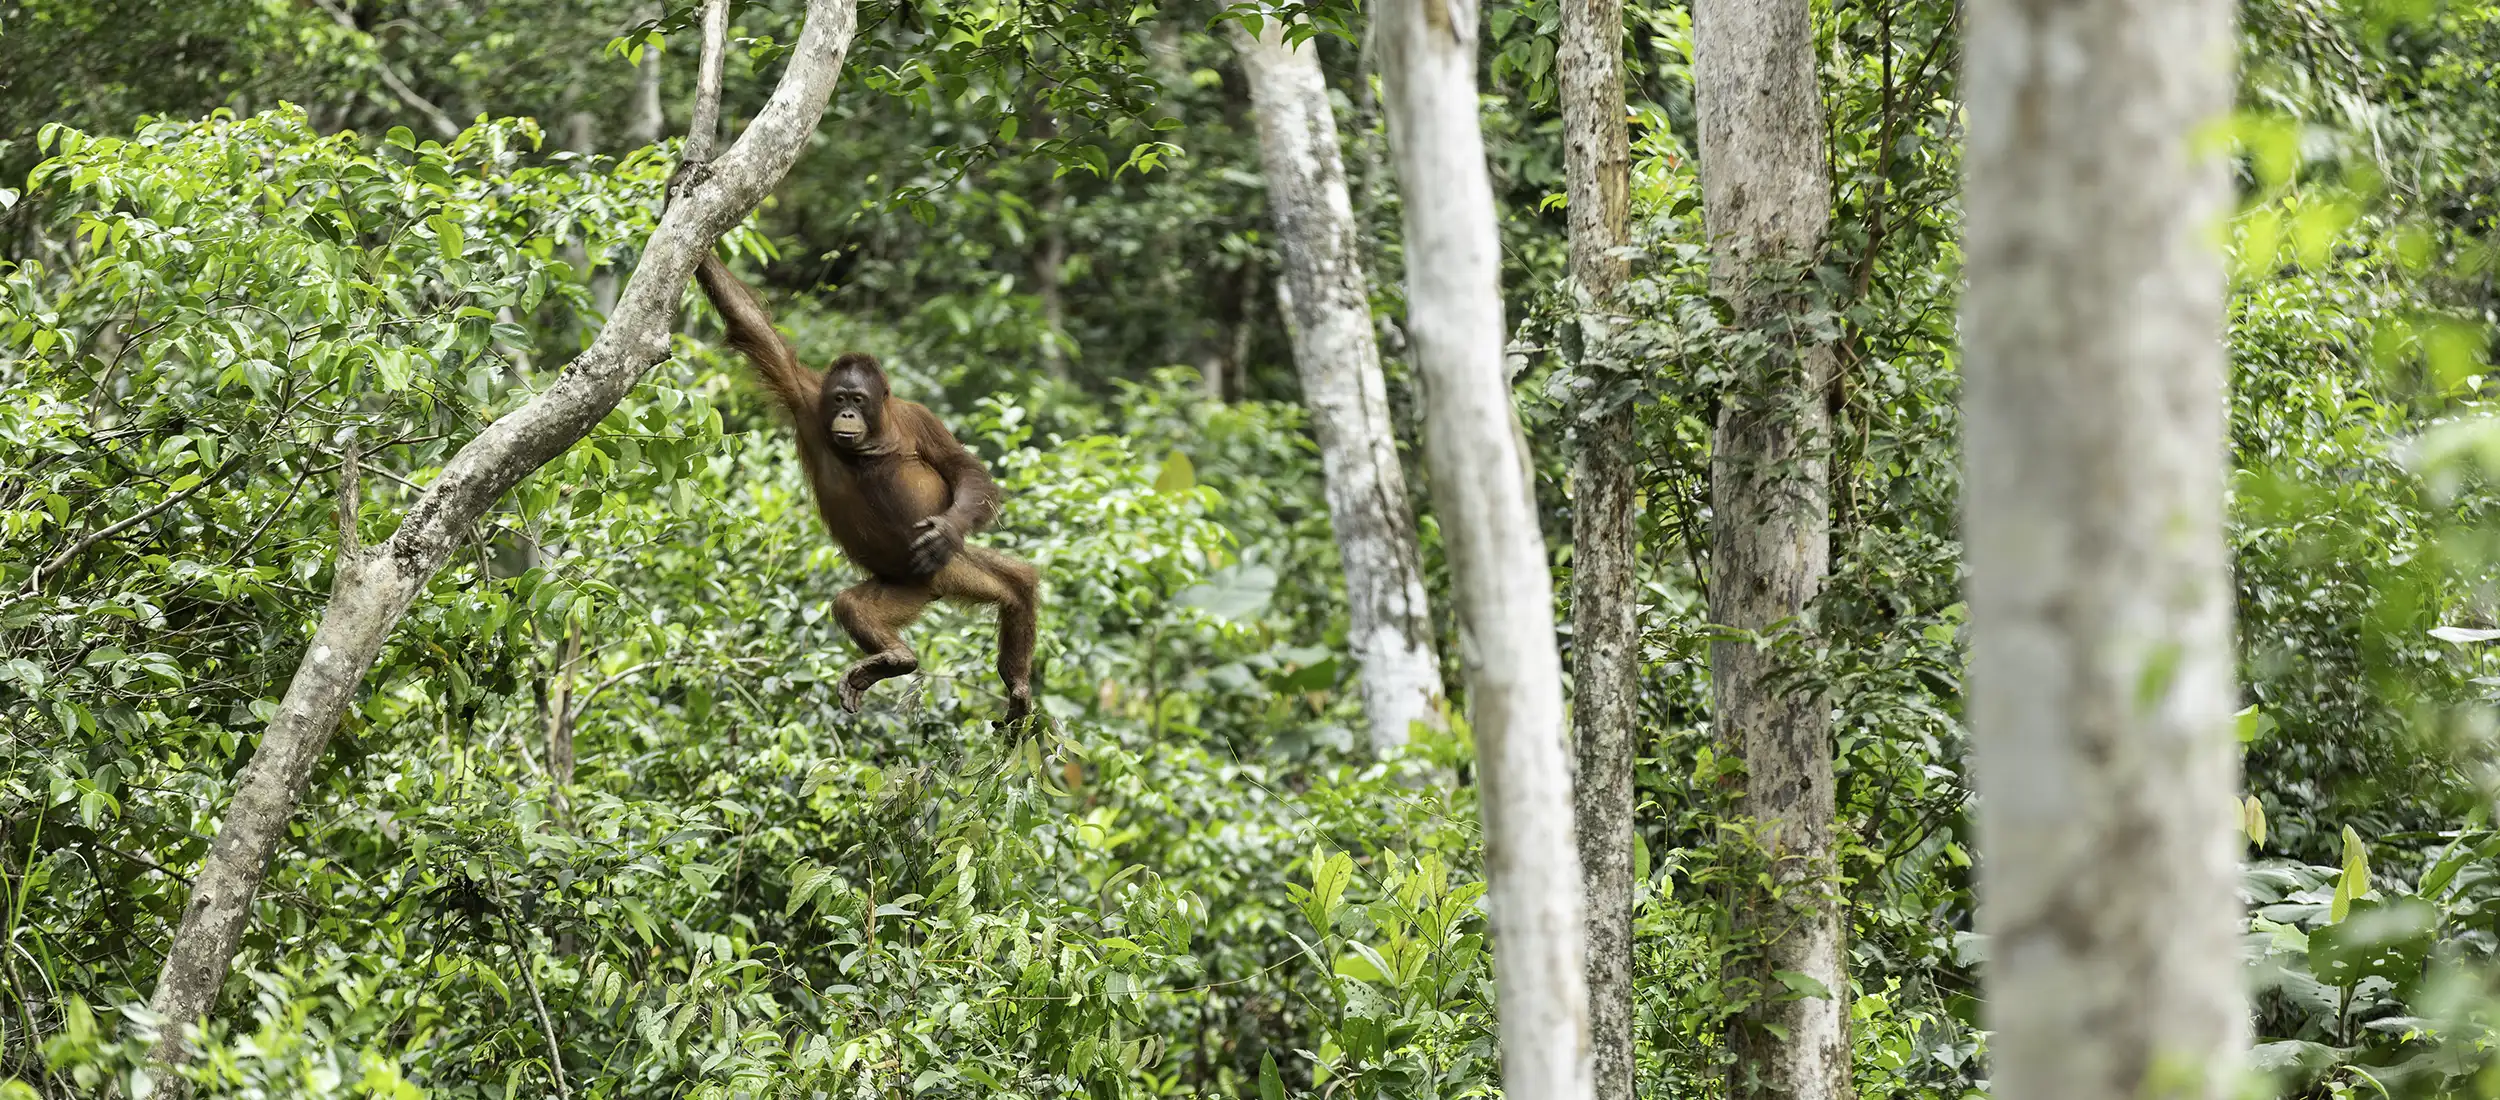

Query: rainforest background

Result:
[5,0,2500,1096]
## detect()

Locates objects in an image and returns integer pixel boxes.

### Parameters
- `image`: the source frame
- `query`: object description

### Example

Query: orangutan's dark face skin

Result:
[820,362,887,448]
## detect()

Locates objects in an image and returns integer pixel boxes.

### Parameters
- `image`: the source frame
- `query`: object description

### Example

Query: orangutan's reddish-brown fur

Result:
[695,253,1038,726]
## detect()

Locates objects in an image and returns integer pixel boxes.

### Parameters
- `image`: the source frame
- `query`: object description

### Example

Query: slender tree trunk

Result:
[1036,196,1069,378]
[1227,265,1258,398]
[687,0,731,156]
[1232,17,1447,756]
[1558,0,1635,1089]
[1375,0,1591,1094]
[142,0,858,1062]
[1691,4,1848,1099]
[1963,4,2247,1099]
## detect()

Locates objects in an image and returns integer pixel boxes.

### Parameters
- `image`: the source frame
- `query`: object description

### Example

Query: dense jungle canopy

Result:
[6,0,2500,1098]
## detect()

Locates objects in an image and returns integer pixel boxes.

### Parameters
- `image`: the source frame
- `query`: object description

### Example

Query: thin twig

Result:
[501,915,573,1098]
[310,0,463,138]
[29,450,252,592]
[223,459,311,568]
[565,661,661,730]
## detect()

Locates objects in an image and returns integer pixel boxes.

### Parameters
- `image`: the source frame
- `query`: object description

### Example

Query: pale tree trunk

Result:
[143,0,857,1062]
[1375,0,1591,1094]
[1557,0,1635,1090]
[1198,351,1227,401]
[1963,4,2247,1099]
[1036,198,1069,378]
[1231,17,1447,756]
[1691,4,1848,1098]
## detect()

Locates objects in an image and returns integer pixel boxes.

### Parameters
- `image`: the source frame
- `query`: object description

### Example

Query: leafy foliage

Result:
[8,1,2500,1098]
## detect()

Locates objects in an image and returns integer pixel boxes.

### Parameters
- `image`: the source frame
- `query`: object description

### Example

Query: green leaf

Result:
[1772,969,1832,1001]
[1303,849,1353,935]
[0,658,46,690]
[2333,825,2370,923]
[1333,950,1385,983]
[1258,1053,1286,1100]
[375,347,414,392]
[1153,449,1195,493]
[2134,641,2182,712]
[2417,833,2500,900]
[2233,705,2276,743]
[1176,564,1277,622]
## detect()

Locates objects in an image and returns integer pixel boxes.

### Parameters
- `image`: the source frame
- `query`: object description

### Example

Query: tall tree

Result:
[143,0,860,1063]
[1690,3,1847,1098]
[1375,0,1592,1092]
[1963,3,2248,1099]
[1557,0,1636,1092]
[1231,17,1447,756]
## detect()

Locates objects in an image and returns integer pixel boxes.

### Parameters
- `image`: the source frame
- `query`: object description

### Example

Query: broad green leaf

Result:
[1153,449,1195,493]
[1773,969,1832,1001]
[1333,951,1386,983]
[2333,825,2370,923]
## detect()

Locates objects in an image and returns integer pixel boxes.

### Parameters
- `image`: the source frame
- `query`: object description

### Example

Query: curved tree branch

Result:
[143,0,861,1066]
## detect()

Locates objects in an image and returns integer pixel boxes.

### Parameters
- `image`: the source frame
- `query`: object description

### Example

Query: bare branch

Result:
[687,0,732,163]
[566,660,661,730]
[667,0,734,209]
[310,0,463,139]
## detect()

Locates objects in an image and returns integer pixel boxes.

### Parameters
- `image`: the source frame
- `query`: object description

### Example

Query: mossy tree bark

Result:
[1557,0,1636,1092]
[1692,3,1848,1098]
